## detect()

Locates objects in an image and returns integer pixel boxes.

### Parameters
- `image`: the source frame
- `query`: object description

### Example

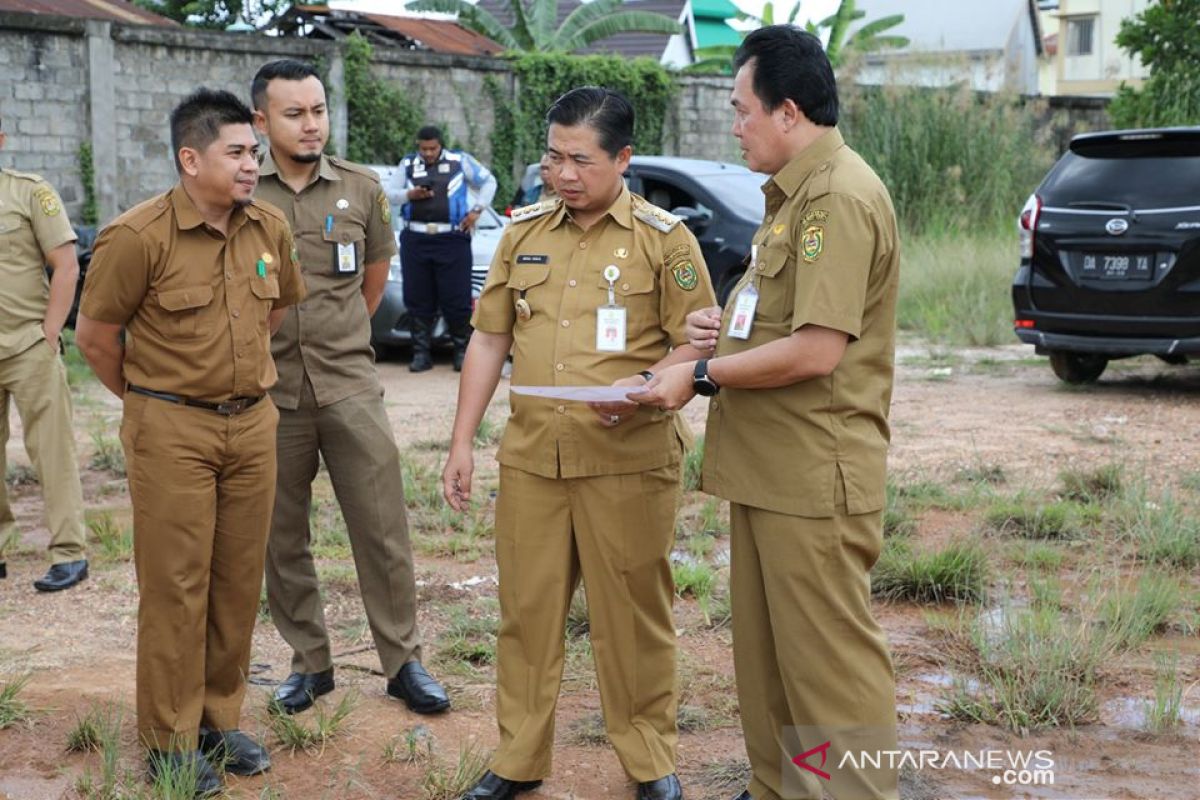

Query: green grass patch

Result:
[383,725,435,765]
[267,690,357,753]
[1099,574,1182,651]
[4,462,38,487]
[937,605,1109,733]
[984,497,1099,540]
[872,539,988,604]
[1144,652,1185,734]
[1122,496,1200,569]
[682,437,704,492]
[883,483,917,538]
[86,510,132,563]
[1011,541,1067,572]
[673,560,719,625]
[0,675,32,729]
[438,605,498,668]
[565,588,589,639]
[1059,463,1124,504]
[61,331,95,388]
[420,740,491,800]
[87,430,125,478]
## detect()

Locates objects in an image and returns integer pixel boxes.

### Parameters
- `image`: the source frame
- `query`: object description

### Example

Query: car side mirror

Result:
[672,206,712,232]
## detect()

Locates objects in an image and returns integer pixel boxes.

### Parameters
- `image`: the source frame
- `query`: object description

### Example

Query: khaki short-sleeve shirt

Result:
[0,168,77,359]
[702,128,900,517]
[80,184,306,401]
[473,186,717,479]
[255,153,397,410]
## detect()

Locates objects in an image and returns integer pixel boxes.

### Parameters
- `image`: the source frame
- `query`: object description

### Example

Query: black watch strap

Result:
[693,358,720,396]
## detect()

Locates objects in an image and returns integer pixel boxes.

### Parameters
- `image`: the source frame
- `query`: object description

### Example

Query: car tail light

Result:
[1014,319,1035,329]
[1018,194,1041,259]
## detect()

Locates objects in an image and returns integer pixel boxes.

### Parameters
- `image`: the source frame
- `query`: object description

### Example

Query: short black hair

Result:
[417,125,443,143]
[169,88,254,172]
[251,59,321,110]
[545,87,634,158]
[733,25,838,126]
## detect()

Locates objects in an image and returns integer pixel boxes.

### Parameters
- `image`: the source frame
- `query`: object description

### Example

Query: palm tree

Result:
[688,0,908,72]
[404,0,682,53]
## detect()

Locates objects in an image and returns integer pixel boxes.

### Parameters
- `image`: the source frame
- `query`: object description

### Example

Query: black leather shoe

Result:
[387,660,450,714]
[638,773,683,800]
[147,749,222,798]
[460,770,543,800]
[731,792,751,800]
[199,729,271,776]
[0,561,6,579]
[33,559,87,592]
[272,668,335,715]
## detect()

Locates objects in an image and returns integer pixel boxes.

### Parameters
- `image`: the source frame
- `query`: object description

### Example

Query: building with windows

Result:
[1046,0,1148,96]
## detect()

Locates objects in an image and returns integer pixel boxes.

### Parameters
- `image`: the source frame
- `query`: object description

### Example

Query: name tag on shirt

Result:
[336,242,356,274]
[596,305,627,352]
[728,283,758,339]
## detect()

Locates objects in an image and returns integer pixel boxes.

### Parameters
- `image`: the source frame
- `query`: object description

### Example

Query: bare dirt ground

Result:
[1,342,1198,800]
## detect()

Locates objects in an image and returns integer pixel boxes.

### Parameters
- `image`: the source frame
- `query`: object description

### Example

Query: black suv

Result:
[1012,127,1200,383]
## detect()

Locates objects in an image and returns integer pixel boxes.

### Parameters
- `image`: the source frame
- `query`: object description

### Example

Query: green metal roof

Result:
[694,18,741,48]
[691,0,739,18]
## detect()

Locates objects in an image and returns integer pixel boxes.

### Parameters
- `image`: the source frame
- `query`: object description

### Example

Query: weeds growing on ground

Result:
[1099,574,1182,651]
[88,430,126,477]
[984,497,1098,540]
[87,511,132,562]
[872,539,987,604]
[1144,652,1185,734]
[683,437,704,492]
[267,690,358,753]
[420,740,490,800]
[1060,463,1124,504]
[438,605,499,668]
[0,675,31,729]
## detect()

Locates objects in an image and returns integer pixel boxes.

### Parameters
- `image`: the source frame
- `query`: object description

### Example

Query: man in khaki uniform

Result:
[76,89,305,798]
[443,87,716,800]
[634,27,900,800]
[0,114,88,591]
[250,60,447,716]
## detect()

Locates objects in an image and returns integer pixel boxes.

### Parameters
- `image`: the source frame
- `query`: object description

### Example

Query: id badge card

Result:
[336,242,356,275]
[596,305,627,352]
[728,283,758,340]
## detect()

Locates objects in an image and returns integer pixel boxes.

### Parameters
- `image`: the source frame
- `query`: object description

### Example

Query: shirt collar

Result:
[170,184,255,233]
[260,150,340,184]
[768,126,845,198]
[550,183,634,231]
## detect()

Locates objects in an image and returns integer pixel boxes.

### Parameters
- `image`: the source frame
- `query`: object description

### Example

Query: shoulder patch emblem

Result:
[511,198,558,224]
[34,187,61,217]
[672,262,699,291]
[378,192,391,225]
[800,209,830,226]
[801,225,824,263]
[632,199,680,233]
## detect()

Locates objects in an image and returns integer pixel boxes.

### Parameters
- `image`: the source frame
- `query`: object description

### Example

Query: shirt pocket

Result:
[750,246,795,323]
[0,211,24,259]
[155,285,216,338]
[250,275,281,328]
[506,263,553,327]
[324,223,366,276]
[595,267,657,333]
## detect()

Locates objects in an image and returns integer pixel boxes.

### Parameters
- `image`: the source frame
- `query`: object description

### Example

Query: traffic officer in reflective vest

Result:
[633,26,902,800]
[442,87,716,800]
[0,113,88,591]
[250,58,448,718]
[386,125,496,373]
[76,88,306,798]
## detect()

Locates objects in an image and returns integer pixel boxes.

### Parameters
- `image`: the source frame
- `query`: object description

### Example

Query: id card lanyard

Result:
[728,244,759,339]
[596,264,627,352]
[327,213,357,276]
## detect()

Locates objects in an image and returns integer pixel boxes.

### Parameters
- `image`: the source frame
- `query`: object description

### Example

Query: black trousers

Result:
[399,229,473,326]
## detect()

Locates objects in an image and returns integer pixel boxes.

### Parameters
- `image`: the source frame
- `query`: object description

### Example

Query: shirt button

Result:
[225,272,232,280]
[555,363,565,371]
[561,320,570,328]
[232,310,240,319]
[578,241,588,249]
[711,400,720,411]
[820,163,829,171]
[765,214,773,223]
[621,283,630,291]
[568,279,577,287]
[556,404,566,414]
[519,280,527,287]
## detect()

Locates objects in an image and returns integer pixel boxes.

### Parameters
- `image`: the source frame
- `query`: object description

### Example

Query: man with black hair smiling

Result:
[76,88,305,797]
[633,25,902,800]
[443,86,716,800]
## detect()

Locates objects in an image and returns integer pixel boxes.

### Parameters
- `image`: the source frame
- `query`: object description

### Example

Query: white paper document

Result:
[511,385,649,402]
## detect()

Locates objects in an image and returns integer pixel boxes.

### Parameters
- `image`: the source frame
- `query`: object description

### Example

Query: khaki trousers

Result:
[490,463,681,784]
[730,495,899,800]
[0,340,86,564]
[122,391,278,751]
[265,380,420,676]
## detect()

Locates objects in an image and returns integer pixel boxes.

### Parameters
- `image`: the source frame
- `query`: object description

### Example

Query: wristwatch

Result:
[692,359,720,396]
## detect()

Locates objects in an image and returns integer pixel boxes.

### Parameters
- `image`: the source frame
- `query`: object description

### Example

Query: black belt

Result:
[127,385,264,416]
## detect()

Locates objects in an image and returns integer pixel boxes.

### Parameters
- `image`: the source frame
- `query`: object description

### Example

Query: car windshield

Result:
[1042,151,1200,210]
[697,172,767,222]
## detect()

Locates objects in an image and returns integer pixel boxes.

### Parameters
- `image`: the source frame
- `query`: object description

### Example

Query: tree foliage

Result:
[485,52,677,203]
[405,0,681,53]
[342,33,425,165]
[133,0,286,29]
[1109,0,1200,127]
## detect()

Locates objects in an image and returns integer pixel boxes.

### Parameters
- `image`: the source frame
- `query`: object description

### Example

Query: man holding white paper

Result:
[441,87,715,800]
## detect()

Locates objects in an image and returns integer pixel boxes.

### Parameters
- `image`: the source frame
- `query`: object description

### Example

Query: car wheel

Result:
[1048,352,1108,384]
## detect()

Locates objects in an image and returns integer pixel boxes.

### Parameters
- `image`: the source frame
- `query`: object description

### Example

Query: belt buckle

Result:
[426,222,438,234]
[214,400,239,416]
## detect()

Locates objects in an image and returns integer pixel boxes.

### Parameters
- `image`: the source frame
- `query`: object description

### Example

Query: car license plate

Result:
[1079,253,1153,280]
